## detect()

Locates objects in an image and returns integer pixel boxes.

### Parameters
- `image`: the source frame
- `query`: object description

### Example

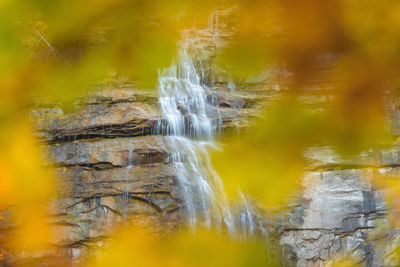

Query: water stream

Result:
[123,148,134,217]
[154,11,261,236]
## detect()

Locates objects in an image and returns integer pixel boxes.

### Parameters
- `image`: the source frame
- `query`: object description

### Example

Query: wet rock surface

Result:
[24,84,265,264]
[47,136,169,167]
[24,84,400,266]
[22,18,400,265]
[22,81,400,267]
[34,101,161,142]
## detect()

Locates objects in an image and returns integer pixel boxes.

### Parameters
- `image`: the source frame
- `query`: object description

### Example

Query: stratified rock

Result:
[35,102,161,142]
[304,144,400,169]
[46,136,169,167]
[54,163,178,200]
[280,168,386,266]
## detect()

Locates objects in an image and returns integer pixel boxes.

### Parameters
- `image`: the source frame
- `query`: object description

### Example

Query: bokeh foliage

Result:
[88,227,276,267]
[2,0,400,265]
[214,0,398,207]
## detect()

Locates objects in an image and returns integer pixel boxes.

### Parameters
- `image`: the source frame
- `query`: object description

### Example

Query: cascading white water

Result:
[123,148,134,217]
[155,10,259,236]
[239,191,255,236]
[156,45,233,229]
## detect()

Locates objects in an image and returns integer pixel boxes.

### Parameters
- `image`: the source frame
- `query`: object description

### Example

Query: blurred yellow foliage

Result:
[212,0,396,209]
[1,0,400,266]
[0,122,54,255]
[329,258,359,267]
[372,171,400,230]
[89,226,272,267]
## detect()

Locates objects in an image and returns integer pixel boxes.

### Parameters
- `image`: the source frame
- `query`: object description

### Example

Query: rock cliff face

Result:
[29,84,400,266]
[29,84,264,263]
[281,168,384,266]
[279,143,400,266]
[25,9,400,266]
[28,77,400,267]
[270,96,400,266]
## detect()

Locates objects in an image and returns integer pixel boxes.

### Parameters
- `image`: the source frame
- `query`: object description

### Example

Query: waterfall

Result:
[239,191,255,236]
[123,148,134,217]
[156,46,232,230]
[155,11,257,236]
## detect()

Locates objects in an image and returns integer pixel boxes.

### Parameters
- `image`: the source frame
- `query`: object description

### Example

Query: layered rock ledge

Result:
[22,84,266,264]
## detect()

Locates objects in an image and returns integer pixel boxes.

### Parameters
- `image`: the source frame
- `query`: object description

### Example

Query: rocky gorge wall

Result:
[28,82,400,267]
[271,93,400,266]
[26,83,264,264]
[16,8,400,266]
[24,78,400,267]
